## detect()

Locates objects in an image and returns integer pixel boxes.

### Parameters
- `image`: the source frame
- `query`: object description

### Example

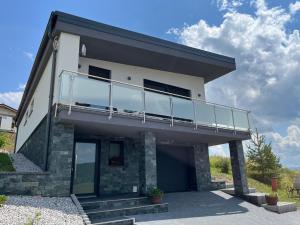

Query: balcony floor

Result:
[56,105,250,146]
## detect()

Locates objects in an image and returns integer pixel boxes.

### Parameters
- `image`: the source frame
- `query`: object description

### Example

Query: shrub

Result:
[148,187,163,197]
[212,156,231,174]
[0,195,8,207]
[0,135,5,149]
[0,153,15,172]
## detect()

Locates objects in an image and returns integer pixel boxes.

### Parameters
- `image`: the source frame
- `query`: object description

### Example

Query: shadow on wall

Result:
[134,191,248,222]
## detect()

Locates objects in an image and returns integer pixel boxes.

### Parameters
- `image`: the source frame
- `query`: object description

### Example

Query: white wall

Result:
[78,57,206,100]
[53,33,80,104]
[16,55,53,151]
[0,116,13,131]
[16,32,80,151]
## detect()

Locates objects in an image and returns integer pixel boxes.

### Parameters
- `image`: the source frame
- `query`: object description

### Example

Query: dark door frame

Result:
[70,139,101,196]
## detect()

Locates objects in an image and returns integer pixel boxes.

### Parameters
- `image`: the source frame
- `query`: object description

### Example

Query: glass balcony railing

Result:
[58,70,251,132]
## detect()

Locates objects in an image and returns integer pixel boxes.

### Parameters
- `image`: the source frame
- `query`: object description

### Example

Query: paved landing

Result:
[134,191,300,225]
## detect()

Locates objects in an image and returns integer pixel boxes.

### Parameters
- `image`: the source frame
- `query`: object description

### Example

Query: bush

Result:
[0,195,8,207]
[0,135,5,149]
[213,156,231,174]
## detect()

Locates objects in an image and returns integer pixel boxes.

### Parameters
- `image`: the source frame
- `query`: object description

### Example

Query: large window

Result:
[109,141,124,166]
[89,65,111,81]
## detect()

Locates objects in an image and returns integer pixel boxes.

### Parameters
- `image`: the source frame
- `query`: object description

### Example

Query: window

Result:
[144,79,191,98]
[109,141,124,166]
[88,66,111,81]
[24,111,29,126]
[29,99,34,116]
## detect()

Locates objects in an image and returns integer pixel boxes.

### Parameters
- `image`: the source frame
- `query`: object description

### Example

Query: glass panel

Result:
[215,106,234,128]
[112,83,143,113]
[195,101,215,126]
[172,97,194,120]
[72,75,110,109]
[233,110,249,130]
[145,91,171,117]
[73,142,96,195]
[60,72,72,104]
[109,142,124,166]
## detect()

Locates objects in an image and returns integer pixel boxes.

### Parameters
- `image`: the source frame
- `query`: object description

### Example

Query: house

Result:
[14,11,251,199]
[0,103,17,132]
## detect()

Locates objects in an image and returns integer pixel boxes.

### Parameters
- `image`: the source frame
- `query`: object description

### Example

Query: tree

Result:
[0,133,5,149]
[246,129,281,184]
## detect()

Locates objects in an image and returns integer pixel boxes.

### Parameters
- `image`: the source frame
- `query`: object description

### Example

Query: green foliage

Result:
[214,157,231,174]
[0,132,15,152]
[267,192,278,197]
[148,187,163,197]
[246,129,281,184]
[0,153,15,172]
[0,195,8,207]
[24,211,42,225]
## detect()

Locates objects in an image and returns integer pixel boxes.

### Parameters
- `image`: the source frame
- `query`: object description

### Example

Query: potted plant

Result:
[148,188,163,204]
[265,192,278,205]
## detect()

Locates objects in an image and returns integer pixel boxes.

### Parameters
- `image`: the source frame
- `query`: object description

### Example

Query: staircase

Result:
[78,195,168,225]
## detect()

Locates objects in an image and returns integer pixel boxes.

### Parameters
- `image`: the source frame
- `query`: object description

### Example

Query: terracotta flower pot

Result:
[151,196,162,204]
[265,195,278,205]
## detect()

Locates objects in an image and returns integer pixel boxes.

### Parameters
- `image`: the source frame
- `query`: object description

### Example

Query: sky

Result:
[0,0,300,168]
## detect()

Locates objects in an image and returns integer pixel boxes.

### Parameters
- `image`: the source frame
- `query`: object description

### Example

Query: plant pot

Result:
[151,196,162,204]
[265,195,278,205]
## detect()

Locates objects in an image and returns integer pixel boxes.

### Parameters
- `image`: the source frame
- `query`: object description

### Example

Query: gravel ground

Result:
[135,191,300,225]
[0,196,84,225]
[9,153,42,172]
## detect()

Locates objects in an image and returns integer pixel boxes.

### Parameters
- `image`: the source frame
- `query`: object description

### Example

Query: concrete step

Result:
[81,197,150,211]
[87,203,168,220]
[244,192,266,206]
[221,187,256,195]
[91,216,135,225]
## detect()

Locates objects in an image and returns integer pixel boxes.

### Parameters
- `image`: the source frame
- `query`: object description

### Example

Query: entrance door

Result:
[72,142,98,195]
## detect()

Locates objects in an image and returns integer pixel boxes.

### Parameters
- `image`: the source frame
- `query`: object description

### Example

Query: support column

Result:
[194,143,212,191]
[138,131,157,195]
[229,140,249,195]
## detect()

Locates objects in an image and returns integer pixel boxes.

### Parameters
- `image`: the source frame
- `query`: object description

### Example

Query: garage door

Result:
[157,145,196,193]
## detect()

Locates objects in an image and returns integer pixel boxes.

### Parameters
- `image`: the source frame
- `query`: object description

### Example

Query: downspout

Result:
[43,35,59,171]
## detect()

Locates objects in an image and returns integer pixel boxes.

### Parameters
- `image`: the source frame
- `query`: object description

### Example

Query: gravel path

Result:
[0,196,84,225]
[9,153,42,172]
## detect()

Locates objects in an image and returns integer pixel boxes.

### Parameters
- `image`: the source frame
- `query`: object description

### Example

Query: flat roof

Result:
[16,11,236,124]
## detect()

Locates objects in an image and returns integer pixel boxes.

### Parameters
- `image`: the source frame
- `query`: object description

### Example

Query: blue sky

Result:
[1,0,300,168]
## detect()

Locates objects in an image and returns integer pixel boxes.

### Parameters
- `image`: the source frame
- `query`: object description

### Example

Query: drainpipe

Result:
[43,35,59,171]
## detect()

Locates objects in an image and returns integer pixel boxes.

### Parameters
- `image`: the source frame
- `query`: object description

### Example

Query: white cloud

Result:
[216,0,244,12]
[169,0,300,132]
[18,83,26,91]
[269,125,300,168]
[0,91,23,109]
[289,1,300,14]
[23,51,34,61]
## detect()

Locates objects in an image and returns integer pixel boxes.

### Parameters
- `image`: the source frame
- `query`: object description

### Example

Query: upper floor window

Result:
[88,66,111,82]
[29,99,34,116]
[143,79,191,99]
[108,141,124,166]
[24,111,29,126]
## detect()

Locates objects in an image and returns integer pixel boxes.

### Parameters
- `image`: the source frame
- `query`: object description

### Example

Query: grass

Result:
[0,153,15,172]
[210,156,300,208]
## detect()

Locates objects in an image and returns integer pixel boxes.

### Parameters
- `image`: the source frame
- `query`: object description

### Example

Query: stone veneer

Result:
[136,131,157,195]
[18,115,47,169]
[193,143,212,191]
[0,115,74,197]
[229,140,249,195]
[99,138,139,195]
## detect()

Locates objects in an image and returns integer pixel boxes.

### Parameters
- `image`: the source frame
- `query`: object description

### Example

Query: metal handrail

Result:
[57,70,251,132]
[59,70,250,113]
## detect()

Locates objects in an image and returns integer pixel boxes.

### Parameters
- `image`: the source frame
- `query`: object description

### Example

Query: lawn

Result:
[210,156,300,208]
[0,153,15,172]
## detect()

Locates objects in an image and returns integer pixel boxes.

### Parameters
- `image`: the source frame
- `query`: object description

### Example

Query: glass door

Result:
[72,142,98,195]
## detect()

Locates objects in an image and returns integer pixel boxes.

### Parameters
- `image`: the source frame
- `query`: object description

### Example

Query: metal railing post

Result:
[54,74,63,117]
[247,111,251,132]
[231,108,236,135]
[213,105,218,132]
[108,82,113,120]
[68,73,75,115]
[170,96,174,127]
[193,100,197,130]
[142,90,146,123]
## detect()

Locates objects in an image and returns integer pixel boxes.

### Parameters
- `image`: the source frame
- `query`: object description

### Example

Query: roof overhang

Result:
[16,11,236,124]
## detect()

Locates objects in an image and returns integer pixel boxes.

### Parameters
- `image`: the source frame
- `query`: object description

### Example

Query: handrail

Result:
[59,70,250,113]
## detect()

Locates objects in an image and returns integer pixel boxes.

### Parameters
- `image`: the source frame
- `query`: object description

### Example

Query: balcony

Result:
[55,70,250,145]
